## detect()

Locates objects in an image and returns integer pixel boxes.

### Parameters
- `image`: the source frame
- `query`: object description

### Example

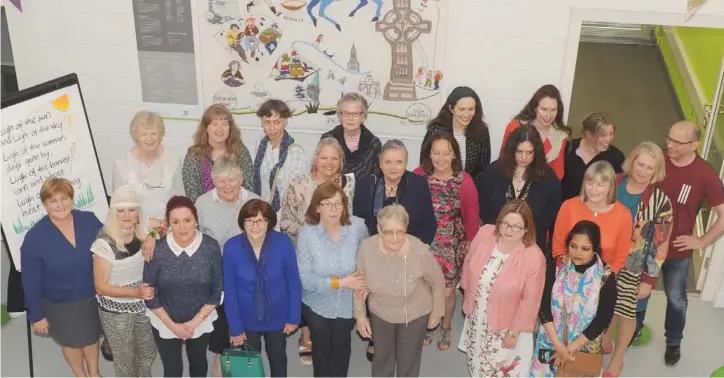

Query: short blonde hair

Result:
[580,161,617,204]
[311,138,345,175]
[377,204,409,229]
[40,177,74,203]
[581,111,615,136]
[130,110,166,143]
[622,141,666,184]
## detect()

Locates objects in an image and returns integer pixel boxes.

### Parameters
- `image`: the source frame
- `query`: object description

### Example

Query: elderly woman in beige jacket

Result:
[354,204,445,377]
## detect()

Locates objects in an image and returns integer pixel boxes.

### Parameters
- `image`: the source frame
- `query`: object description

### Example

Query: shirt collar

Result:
[314,222,349,239]
[166,230,203,257]
[211,188,243,204]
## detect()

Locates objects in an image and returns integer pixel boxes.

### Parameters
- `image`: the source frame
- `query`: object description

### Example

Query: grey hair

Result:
[129,110,166,143]
[377,204,409,229]
[379,139,408,161]
[336,92,369,113]
[211,155,243,181]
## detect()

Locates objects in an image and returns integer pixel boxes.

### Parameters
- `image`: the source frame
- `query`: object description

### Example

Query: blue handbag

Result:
[221,345,265,377]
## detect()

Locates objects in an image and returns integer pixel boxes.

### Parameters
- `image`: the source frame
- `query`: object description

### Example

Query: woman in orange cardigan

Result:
[500,84,572,180]
[458,199,546,377]
[552,161,633,274]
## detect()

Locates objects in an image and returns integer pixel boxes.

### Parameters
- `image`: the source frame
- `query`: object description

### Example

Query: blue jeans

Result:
[636,257,691,346]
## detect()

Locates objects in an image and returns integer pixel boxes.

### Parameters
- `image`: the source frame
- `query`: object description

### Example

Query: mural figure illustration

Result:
[270,50,318,81]
[226,23,249,63]
[219,16,280,66]
[376,0,431,100]
[306,0,383,31]
[259,22,282,54]
[246,0,281,16]
[222,60,246,87]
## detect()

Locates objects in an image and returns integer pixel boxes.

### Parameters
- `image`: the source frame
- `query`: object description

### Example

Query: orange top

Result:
[500,120,567,180]
[552,197,633,274]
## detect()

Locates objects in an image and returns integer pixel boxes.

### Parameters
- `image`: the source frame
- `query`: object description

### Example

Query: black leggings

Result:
[153,328,210,377]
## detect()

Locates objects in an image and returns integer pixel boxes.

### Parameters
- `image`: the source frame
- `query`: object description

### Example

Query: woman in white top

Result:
[113,110,184,233]
[91,186,157,377]
[251,99,308,222]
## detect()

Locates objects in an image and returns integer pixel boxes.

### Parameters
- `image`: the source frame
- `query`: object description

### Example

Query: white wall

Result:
[2,0,724,190]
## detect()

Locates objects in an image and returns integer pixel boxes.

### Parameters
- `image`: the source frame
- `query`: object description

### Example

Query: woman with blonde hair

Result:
[320,92,382,179]
[113,110,184,234]
[183,104,255,202]
[459,200,546,376]
[552,161,633,274]
[602,141,673,375]
[21,178,105,377]
[92,186,157,376]
[279,137,356,365]
[561,111,625,200]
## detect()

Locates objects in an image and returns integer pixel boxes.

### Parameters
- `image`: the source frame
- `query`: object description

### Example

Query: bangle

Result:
[331,276,339,289]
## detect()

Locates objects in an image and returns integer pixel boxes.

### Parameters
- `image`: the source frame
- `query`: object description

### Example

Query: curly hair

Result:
[498,124,549,182]
[190,104,243,160]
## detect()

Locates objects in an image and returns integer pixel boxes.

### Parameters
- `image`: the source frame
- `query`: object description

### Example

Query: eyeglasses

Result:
[500,220,524,233]
[244,218,268,227]
[319,201,344,210]
[665,136,697,146]
[340,111,363,118]
[381,229,407,238]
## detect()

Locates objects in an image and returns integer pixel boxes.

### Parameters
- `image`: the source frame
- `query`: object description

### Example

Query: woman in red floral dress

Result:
[413,132,480,351]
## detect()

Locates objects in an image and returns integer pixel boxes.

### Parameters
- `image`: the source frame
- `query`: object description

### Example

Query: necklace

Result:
[385,185,397,197]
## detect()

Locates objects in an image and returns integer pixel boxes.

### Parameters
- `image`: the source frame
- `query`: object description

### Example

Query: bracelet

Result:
[331,276,339,289]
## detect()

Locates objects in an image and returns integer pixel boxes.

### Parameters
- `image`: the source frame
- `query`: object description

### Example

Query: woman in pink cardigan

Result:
[413,132,479,351]
[458,199,546,376]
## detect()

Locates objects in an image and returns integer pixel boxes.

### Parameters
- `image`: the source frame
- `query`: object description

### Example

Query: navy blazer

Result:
[477,160,561,254]
[353,170,437,244]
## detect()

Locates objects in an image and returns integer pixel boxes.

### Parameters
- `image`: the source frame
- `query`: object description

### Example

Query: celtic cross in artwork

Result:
[375,0,431,101]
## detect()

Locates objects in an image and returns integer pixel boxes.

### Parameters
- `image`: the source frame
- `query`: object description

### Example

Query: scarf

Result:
[253,131,294,212]
[241,233,272,322]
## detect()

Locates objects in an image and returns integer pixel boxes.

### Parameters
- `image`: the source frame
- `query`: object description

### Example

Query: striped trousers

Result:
[99,310,157,377]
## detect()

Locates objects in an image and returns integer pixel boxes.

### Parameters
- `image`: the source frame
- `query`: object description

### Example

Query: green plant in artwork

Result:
[73,186,95,209]
[305,102,320,114]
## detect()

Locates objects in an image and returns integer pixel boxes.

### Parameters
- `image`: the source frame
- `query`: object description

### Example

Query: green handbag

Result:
[221,345,265,377]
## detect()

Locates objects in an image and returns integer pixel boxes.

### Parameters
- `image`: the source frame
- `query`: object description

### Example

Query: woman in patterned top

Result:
[422,86,491,187]
[603,142,673,376]
[250,99,308,222]
[91,186,157,377]
[182,104,255,202]
[279,137,355,365]
[478,125,562,257]
[412,132,480,351]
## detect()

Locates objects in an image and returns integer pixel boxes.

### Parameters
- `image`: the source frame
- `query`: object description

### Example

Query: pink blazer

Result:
[460,225,546,332]
[412,167,480,241]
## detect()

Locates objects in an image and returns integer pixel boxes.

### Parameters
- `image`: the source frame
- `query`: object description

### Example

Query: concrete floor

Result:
[1,293,722,377]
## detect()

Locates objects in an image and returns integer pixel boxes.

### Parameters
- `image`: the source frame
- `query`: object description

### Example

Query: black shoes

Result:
[664,345,681,366]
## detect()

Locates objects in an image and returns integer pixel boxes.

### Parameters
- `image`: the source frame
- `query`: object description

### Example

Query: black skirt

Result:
[209,305,230,354]
[42,297,102,348]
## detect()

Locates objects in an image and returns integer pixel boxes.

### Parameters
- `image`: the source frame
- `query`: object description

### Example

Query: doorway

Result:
[566,21,724,292]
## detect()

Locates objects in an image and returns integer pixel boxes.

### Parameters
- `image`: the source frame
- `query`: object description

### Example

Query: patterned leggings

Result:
[99,310,157,377]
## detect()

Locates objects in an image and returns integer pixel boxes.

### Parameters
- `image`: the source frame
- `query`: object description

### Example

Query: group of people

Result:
[16,84,724,377]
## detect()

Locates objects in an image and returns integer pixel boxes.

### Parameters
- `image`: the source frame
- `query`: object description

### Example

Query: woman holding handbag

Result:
[531,220,618,377]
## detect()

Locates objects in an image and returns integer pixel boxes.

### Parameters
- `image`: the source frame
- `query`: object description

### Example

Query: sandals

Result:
[298,340,313,366]
[423,330,434,346]
[438,327,451,351]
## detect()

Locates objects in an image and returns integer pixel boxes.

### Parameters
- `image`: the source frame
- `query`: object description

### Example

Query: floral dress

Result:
[426,172,469,287]
[458,248,533,377]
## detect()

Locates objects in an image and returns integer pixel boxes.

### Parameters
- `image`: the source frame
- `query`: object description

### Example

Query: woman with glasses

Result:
[459,200,546,377]
[250,99,308,221]
[297,182,369,377]
[183,104,255,203]
[223,199,303,377]
[355,204,445,377]
[320,92,382,179]
[412,132,479,351]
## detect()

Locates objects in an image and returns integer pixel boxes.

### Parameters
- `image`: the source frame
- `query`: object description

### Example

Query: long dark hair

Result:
[427,86,488,141]
[566,220,602,255]
[514,84,572,136]
[420,132,463,175]
[498,124,549,182]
